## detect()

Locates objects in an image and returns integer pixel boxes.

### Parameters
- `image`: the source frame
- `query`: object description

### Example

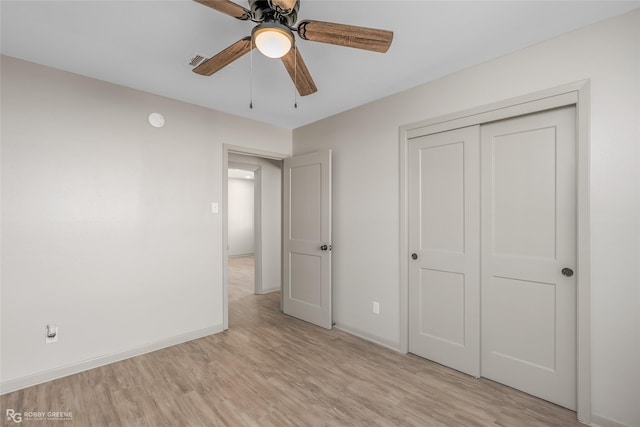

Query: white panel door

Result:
[283,150,332,329]
[481,106,576,410]
[408,126,481,377]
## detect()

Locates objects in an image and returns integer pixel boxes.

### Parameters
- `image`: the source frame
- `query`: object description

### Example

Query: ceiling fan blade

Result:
[281,46,317,96]
[194,0,251,20]
[270,0,297,11]
[193,37,255,76]
[297,20,393,53]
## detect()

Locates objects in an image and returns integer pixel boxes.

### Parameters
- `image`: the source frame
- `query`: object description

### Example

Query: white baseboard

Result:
[259,287,280,295]
[591,414,632,427]
[333,323,401,353]
[0,324,223,395]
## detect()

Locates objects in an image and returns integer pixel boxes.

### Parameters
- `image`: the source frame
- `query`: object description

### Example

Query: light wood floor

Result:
[228,255,255,302]
[1,272,582,426]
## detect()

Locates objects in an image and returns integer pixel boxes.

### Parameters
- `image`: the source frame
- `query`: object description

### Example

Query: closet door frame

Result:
[399,80,591,424]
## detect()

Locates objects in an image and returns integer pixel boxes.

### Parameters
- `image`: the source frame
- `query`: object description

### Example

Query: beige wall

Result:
[0,55,291,391]
[293,10,640,426]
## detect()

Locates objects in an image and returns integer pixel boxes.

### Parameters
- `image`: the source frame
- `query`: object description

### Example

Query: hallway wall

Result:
[228,177,255,256]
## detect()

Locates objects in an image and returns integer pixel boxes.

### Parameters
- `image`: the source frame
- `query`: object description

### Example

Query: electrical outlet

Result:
[373,301,380,315]
[46,324,58,344]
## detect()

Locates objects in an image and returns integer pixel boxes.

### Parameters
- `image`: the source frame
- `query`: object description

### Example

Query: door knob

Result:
[320,245,328,251]
[561,267,574,277]
[411,253,418,260]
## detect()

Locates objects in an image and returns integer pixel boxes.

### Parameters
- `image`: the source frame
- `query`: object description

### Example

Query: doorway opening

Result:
[222,145,288,330]
[227,164,258,302]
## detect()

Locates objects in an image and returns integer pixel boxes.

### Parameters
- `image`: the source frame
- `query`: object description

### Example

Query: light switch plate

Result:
[211,202,219,214]
[373,301,380,315]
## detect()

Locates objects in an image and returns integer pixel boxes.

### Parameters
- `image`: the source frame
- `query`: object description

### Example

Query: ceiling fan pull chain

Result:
[294,44,298,109]
[249,37,254,109]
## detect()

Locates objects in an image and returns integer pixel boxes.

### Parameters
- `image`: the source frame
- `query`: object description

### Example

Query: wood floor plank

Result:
[228,255,255,301]
[1,269,582,426]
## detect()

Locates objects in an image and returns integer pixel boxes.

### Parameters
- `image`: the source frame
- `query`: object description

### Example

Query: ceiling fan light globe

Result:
[252,23,294,59]
[256,32,291,58]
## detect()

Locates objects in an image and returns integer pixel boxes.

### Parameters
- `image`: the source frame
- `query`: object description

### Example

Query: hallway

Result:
[228,255,255,302]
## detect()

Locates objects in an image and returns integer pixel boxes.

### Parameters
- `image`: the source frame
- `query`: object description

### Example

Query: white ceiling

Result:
[2,1,639,129]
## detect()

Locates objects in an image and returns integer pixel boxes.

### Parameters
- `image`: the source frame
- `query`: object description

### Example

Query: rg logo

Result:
[6,409,22,423]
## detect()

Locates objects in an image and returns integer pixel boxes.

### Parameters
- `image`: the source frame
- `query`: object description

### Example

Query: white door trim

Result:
[398,80,591,424]
[222,144,289,330]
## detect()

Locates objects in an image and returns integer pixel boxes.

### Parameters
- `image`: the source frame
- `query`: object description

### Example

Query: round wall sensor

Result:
[148,113,165,128]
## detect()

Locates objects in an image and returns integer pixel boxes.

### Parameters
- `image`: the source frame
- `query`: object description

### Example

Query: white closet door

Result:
[408,126,480,377]
[480,106,577,410]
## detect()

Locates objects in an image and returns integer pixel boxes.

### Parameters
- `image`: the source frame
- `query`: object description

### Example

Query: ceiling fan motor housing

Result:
[250,0,298,27]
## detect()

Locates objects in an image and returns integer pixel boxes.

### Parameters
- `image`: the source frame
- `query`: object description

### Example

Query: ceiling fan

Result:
[192,0,394,96]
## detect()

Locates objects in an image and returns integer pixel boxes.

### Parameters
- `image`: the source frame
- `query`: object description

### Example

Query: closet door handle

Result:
[411,253,418,260]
